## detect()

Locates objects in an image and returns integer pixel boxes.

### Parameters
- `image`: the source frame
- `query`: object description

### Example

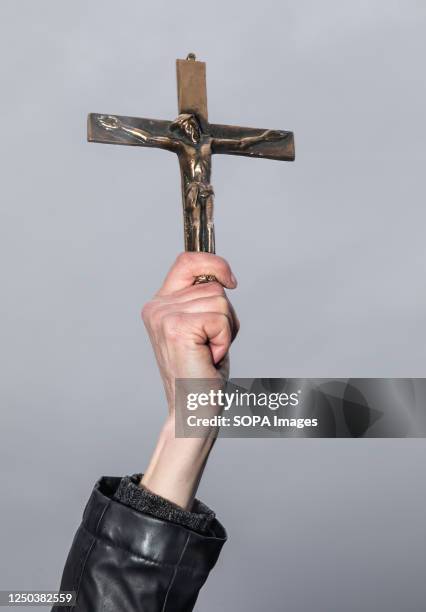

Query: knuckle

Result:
[142,300,164,330]
[214,295,229,312]
[151,306,164,328]
[141,301,154,323]
[213,311,231,330]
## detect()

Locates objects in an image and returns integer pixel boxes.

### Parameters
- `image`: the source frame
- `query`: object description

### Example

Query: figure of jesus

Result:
[98,113,286,252]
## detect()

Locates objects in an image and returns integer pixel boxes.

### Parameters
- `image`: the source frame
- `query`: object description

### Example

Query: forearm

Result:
[240,133,267,149]
[122,125,174,149]
[141,416,216,510]
[121,125,149,142]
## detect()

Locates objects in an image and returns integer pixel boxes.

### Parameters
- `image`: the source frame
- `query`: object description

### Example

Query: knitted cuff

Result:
[113,474,216,535]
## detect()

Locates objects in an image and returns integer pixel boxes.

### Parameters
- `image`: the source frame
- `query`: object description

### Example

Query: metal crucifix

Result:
[88,53,295,256]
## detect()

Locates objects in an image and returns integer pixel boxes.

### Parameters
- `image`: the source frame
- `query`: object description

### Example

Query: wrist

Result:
[141,415,216,510]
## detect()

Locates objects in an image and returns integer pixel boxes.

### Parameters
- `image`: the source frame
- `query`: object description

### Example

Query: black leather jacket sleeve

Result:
[53,476,227,612]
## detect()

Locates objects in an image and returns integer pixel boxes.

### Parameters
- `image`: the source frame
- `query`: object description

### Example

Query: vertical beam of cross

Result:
[176,53,208,123]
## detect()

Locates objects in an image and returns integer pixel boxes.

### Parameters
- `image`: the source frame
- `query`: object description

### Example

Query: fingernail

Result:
[230,273,237,286]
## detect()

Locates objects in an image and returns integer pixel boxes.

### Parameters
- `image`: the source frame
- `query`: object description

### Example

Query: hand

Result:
[98,114,121,130]
[141,253,239,508]
[263,129,287,142]
[142,252,239,412]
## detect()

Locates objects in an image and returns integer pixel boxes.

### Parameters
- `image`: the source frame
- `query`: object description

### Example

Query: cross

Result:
[88,53,295,255]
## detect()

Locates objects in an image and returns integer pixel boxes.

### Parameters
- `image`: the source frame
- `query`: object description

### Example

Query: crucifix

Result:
[88,53,295,277]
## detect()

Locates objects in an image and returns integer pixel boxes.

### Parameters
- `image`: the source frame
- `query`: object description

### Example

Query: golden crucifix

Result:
[88,53,295,257]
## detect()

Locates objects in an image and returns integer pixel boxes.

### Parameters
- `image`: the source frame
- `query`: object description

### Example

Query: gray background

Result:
[1,1,425,610]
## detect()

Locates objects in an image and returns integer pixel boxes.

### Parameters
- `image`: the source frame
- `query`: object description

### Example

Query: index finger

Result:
[157,252,237,296]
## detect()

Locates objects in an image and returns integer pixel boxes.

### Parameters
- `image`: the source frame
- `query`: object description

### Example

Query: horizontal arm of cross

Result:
[88,113,295,162]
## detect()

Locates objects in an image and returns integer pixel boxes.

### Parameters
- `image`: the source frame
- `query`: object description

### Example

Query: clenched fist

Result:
[142,252,239,411]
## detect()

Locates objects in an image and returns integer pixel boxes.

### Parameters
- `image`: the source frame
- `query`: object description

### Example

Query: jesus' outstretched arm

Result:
[212,128,289,152]
[98,114,180,152]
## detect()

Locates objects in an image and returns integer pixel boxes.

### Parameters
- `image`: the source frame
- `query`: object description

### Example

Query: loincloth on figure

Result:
[185,181,215,204]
